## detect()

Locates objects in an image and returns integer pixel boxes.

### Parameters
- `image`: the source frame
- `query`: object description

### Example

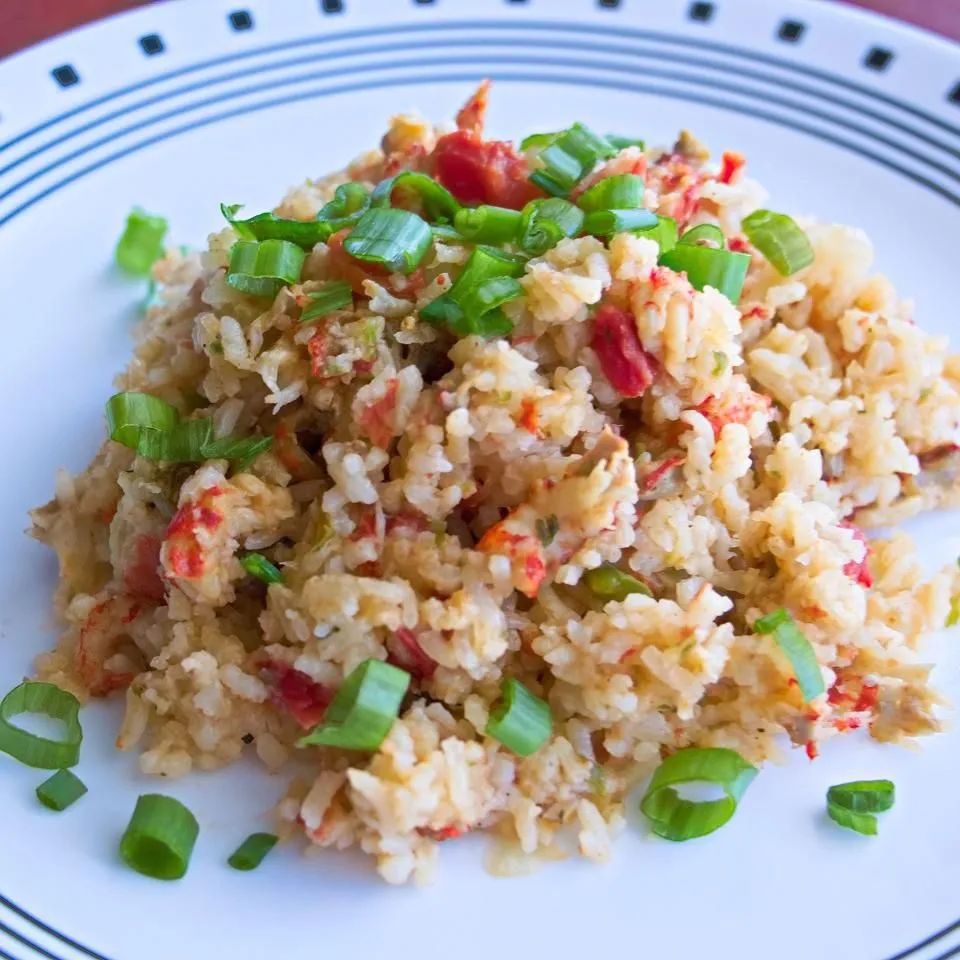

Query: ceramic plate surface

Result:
[1,1,959,958]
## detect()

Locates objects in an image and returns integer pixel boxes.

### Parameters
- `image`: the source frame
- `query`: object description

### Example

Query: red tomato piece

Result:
[591,304,656,398]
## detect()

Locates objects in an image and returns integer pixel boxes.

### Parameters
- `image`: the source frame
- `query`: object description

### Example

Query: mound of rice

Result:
[30,85,960,884]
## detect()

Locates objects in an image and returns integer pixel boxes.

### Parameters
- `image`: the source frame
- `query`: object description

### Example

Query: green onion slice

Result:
[529,123,618,196]
[486,678,552,757]
[106,391,179,449]
[228,832,279,870]
[583,208,658,237]
[371,172,461,224]
[577,173,646,213]
[584,563,652,601]
[343,208,432,274]
[221,203,331,249]
[420,245,527,338]
[0,682,83,769]
[640,747,757,841]
[606,134,646,150]
[318,182,371,222]
[226,239,305,297]
[679,223,726,248]
[753,608,825,702]
[298,659,410,752]
[239,552,283,584]
[518,198,585,255]
[454,205,523,244]
[741,209,814,276]
[203,434,274,471]
[826,779,894,836]
[659,244,750,303]
[635,215,679,255]
[120,794,199,881]
[300,281,353,323]
[520,131,559,152]
[36,769,88,811]
[115,207,168,275]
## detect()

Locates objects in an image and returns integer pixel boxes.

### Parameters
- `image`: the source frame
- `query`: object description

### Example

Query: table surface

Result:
[0,0,958,59]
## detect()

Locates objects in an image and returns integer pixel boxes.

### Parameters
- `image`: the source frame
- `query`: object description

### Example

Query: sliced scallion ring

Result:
[115,207,168,275]
[635,215,679,255]
[584,563,652,601]
[519,197,584,255]
[298,659,410,752]
[826,779,895,836]
[577,173,646,213]
[228,832,279,870]
[658,244,750,303]
[371,172,461,224]
[120,794,200,880]
[36,769,88,811]
[300,281,353,323]
[0,682,83,769]
[679,223,726,248]
[453,205,523,244]
[529,123,618,196]
[583,208,658,237]
[486,678,552,757]
[741,208,814,276]
[343,208,433,274]
[226,239,305,297]
[640,747,757,841]
[753,608,825,702]
[220,203,332,249]
[239,552,283,585]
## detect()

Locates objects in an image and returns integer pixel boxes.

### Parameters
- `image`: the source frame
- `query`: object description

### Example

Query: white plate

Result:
[1,1,959,958]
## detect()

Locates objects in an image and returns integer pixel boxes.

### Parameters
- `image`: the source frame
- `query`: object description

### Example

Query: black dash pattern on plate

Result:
[950,81,960,105]
[138,33,165,56]
[228,9,254,31]
[688,1,715,22]
[597,0,621,7]
[51,64,80,88]
[321,0,344,12]
[777,19,805,43]
[864,46,894,71]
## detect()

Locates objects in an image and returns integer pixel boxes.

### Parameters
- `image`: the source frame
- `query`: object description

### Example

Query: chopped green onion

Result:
[712,350,728,376]
[753,608,825,702]
[486,678,552,757]
[106,391,271,467]
[741,209,814,276]
[115,207,168,275]
[659,244,750,302]
[947,597,960,628]
[239,552,283,585]
[826,779,895,836]
[529,123,618,196]
[583,208,658,237]
[228,832,278,870]
[106,391,179,449]
[679,223,726,248]
[120,794,199,881]
[298,659,410,752]
[606,134,646,150]
[454,205,523,244]
[300,281,353,323]
[221,203,331,249]
[577,174,646,213]
[371,172,460,224]
[635,215,679,255]
[36,769,87,811]
[318,182,370,222]
[431,224,463,243]
[535,514,559,547]
[520,131,558,152]
[640,747,757,841]
[519,198,585,255]
[226,239,305,297]
[420,245,527,338]
[584,563,652,601]
[0,682,83,769]
[343,208,432,274]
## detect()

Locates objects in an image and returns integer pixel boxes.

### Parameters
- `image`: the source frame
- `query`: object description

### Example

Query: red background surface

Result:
[0,0,957,59]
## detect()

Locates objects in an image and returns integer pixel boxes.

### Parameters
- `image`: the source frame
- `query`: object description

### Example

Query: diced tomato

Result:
[591,304,656,398]
[718,150,746,185]
[123,534,165,602]
[261,660,331,730]
[805,740,819,760]
[853,682,879,713]
[432,130,542,210]
[839,522,873,588]
[387,627,437,680]
[356,378,399,448]
[728,235,750,253]
[518,397,539,434]
[455,79,490,137]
